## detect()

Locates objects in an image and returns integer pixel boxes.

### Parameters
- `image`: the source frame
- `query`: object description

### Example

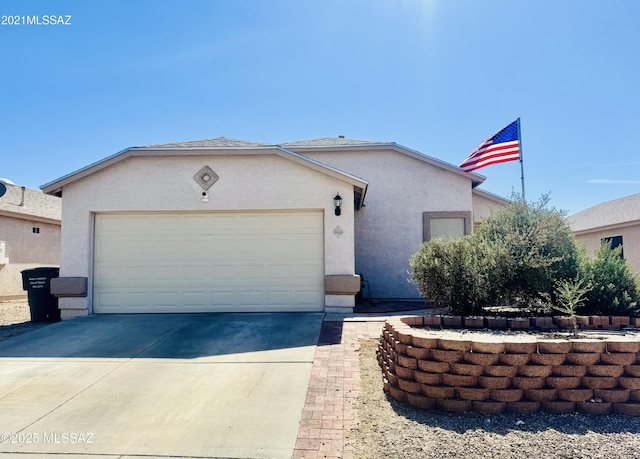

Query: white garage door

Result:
[93,211,324,313]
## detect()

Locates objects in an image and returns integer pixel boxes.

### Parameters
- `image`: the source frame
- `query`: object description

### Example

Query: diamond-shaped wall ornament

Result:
[332,226,345,238]
[194,166,219,190]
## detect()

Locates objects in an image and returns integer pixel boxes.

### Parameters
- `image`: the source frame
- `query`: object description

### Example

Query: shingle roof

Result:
[142,136,388,149]
[280,137,390,148]
[42,135,486,194]
[142,137,271,148]
[569,193,640,232]
[0,183,61,222]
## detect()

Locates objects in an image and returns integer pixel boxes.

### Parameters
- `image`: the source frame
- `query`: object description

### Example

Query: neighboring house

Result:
[41,137,508,319]
[0,180,61,299]
[569,193,640,275]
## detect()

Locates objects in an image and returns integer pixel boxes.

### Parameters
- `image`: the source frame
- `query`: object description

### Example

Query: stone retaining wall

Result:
[378,316,640,415]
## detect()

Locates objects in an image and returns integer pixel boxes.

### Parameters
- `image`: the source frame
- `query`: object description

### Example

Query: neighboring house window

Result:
[423,211,472,241]
[602,235,624,259]
[32,227,40,234]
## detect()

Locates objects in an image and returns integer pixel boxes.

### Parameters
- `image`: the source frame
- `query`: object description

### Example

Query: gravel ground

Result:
[347,339,640,459]
[0,299,53,342]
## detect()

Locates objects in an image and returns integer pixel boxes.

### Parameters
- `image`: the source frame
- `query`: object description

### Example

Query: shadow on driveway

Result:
[0,312,324,459]
[0,312,324,360]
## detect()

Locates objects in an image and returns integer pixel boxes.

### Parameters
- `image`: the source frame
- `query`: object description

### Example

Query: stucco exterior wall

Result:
[472,192,506,223]
[575,224,640,275]
[57,153,356,315]
[305,149,473,299]
[0,215,60,298]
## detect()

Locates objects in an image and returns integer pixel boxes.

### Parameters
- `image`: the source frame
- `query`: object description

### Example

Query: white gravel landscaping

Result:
[0,299,53,341]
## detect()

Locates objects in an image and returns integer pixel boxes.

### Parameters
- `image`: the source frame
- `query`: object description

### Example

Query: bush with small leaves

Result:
[410,235,497,316]
[475,194,580,310]
[580,242,640,316]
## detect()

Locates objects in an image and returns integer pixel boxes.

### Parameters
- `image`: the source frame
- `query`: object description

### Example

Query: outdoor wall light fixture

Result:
[334,193,342,216]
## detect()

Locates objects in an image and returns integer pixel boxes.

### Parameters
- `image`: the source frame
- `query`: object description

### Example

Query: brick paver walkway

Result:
[292,319,385,459]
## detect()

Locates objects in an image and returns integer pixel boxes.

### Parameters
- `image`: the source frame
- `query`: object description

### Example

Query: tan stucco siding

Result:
[57,154,356,315]
[575,224,640,275]
[0,216,60,297]
[472,192,506,223]
[305,149,473,299]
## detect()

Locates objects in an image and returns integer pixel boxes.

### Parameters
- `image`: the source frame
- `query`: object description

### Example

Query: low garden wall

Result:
[378,315,640,415]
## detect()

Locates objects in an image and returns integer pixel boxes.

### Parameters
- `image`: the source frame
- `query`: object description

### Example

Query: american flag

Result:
[460,120,520,172]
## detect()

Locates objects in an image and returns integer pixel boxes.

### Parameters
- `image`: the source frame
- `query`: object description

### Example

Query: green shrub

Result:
[475,194,580,310]
[580,242,640,316]
[551,278,592,316]
[409,235,497,315]
[409,194,639,318]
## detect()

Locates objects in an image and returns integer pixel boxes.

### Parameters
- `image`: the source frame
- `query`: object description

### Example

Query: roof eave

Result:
[41,146,133,195]
[0,209,61,225]
[285,142,486,185]
[275,146,369,209]
[472,188,512,205]
[41,145,278,195]
[41,144,370,197]
[572,218,640,235]
[275,146,368,188]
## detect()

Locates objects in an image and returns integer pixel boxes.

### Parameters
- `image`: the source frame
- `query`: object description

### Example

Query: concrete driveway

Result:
[0,312,323,459]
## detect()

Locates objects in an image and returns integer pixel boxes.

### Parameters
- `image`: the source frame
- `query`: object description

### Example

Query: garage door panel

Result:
[206,237,237,257]
[294,262,325,280]
[110,290,151,308]
[237,291,264,306]
[204,291,237,307]
[95,215,127,233]
[94,211,324,313]
[266,264,292,280]
[180,264,212,281]
[181,214,213,232]
[263,236,292,257]
[207,266,236,282]
[94,264,124,285]
[265,291,294,305]
[153,264,178,282]
[125,265,153,282]
[235,238,265,258]
[182,238,212,259]
[295,290,325,306]
[236,264,264,281]
[212,214,245,231]
[181,291,208,306]
[94,292,122,311]
[294,248,323,261]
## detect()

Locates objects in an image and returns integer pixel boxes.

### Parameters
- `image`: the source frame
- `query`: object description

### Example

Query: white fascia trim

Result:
[572,219,640,235]
[0,210,61,225]
[286,142,486,186]
[390,143,486,186]
[275,146,368,189]
[472,188,511,205]
[41,144,369,196]
[41,145,279,195]
[41,146,134,195]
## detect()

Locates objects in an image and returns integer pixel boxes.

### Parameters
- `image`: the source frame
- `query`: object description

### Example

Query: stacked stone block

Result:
[378,316,640,415]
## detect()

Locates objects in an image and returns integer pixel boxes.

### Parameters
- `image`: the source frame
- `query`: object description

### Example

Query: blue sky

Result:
[1,0,638,214]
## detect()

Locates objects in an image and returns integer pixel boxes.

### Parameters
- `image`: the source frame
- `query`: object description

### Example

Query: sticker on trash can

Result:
[28,277,48,289]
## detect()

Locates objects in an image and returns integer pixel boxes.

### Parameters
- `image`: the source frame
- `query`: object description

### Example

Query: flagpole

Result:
[517,117,525,200]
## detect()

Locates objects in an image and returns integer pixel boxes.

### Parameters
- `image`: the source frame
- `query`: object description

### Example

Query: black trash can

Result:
[21,267,61,322]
